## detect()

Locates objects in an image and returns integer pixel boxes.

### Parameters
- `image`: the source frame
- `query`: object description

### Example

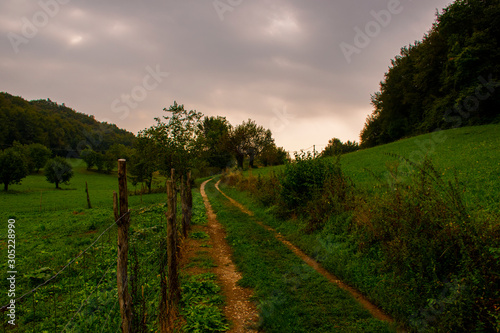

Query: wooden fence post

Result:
[166,180,180,325]
[86,181,92,209]
[181,171,193,238]
[117,159,132,333]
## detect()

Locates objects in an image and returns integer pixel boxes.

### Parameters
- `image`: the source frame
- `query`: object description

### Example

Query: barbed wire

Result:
[0,211,131,311]
[61,259,116,332]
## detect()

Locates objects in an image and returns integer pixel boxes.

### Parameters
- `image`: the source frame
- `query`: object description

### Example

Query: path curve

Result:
[215,179,401,329]
[200,179,259,333]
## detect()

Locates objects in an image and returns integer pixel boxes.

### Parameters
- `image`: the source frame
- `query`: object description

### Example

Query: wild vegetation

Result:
[222,123,500,332]
[0,92,136,156]
[361,0,500,147]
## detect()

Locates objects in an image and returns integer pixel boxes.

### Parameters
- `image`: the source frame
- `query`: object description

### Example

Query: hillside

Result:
[0,92,136,156]
[361,0,500,147]
[247,123,500,212]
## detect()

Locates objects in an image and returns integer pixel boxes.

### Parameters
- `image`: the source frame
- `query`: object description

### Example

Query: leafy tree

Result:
[360,0,500,147]
[229,119,274,168]
[197,116,233,170]
[130,137,159,193]
[80,148,101,170]
[259,143,289,166]
[28,143,52,172]
[140,101,203,178]
[0,148,29,191]
[321,138,359,157]
[45,157,74,189]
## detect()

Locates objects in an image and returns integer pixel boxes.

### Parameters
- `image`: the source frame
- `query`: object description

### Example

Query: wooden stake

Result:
[86,181,92,209]
[166,180,180,319]
[117,159,132,333]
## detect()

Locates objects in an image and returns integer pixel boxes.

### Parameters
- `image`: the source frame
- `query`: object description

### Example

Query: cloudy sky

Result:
[1,0,452,153]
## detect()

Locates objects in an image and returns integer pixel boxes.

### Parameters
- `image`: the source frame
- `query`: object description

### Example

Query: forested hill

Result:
[361,0,500,148]
[0,92,136,156]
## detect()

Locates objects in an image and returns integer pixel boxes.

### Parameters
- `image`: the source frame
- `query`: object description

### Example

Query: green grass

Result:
[0,160,179,332]
[0,158,167,214]
[204,179,395,333]
[244,123,500,212]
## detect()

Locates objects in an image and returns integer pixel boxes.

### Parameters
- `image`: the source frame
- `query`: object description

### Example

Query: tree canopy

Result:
[360,0,500,148]
[0,92,136,156]
[44,157,74,189]
[0,148,29,191]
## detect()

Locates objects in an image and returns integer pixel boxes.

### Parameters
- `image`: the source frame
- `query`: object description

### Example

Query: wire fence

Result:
[1,201,170,332]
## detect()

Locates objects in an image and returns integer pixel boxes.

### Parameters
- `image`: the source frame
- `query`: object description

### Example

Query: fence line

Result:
[62,259,116,331]
[1,211,129,312]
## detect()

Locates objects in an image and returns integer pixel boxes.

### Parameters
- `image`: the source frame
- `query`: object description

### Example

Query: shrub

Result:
[354,157,500,331]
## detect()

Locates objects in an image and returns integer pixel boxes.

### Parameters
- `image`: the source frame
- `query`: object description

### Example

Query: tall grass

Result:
[222,152,500,332]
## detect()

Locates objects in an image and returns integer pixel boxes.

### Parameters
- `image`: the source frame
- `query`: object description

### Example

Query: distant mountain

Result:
[0,92,136,156]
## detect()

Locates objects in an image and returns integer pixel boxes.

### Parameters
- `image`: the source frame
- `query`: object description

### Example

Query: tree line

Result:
[129,102,289,192]
[0,92,136,155]
[0,142,73,191]
[360,0,500,148]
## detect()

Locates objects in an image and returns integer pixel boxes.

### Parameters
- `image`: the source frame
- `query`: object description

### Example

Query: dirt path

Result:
[200,179,259,333]
[214,179,400,329]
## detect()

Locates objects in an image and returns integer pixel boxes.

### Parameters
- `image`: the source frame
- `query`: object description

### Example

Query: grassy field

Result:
[246,123,500,212]
[0,159,166,214]
[231,123,500,332]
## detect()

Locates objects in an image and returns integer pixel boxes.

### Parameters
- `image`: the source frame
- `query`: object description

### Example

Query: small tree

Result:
[81,148,99,170]
[0,148,29,191]
[28,143,52,172]
[45,157,74,189]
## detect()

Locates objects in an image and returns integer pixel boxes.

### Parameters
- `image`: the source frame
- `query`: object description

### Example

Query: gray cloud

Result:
[1,0,452,152]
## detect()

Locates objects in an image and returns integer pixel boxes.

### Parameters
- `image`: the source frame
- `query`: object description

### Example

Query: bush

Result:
[354,158,500,331]
[280,153,344,211]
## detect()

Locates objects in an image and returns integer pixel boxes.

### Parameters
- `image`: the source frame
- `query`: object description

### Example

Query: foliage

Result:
[140,101,203,178]
[81,148,102,170]
[222,124,500,332]
[229,119,274,168]
[28,143,52,172]
[280,152,343,211]
[0,147,29,191]
[205,181,393,332]
[0,92,136,156]
[320,138,359,157]
[44,156,74,188]
[181,274,228,333]
[259,143,289,166]
[360,0,500,148]
[197,116,233,170]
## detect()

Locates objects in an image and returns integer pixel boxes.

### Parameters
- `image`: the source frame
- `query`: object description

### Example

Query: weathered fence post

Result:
[181,171,193,238]
[166,180,180,325]
[117,159,132,333]
[86,181,92,209]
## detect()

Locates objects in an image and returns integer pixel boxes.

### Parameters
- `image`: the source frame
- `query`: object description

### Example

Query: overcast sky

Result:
[1,0,453,153]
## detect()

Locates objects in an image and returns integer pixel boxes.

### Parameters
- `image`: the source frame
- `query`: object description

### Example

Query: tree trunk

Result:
[249,154,255,168]
[236,154,244,169]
